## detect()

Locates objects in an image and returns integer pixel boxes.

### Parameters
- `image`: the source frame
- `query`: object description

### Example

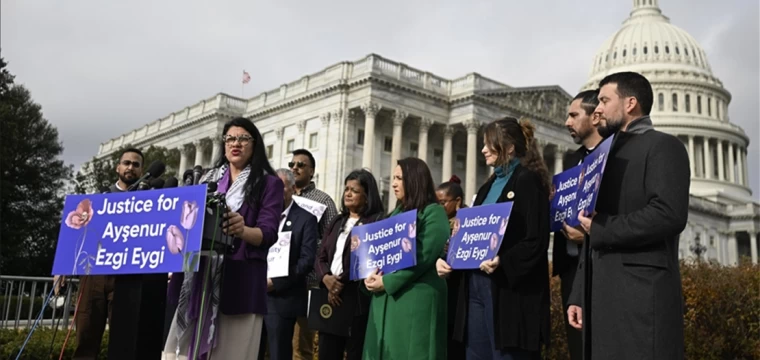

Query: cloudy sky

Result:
[3,0,758,198]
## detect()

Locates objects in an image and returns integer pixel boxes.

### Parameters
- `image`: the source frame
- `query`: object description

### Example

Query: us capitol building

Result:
[92,0,758,265]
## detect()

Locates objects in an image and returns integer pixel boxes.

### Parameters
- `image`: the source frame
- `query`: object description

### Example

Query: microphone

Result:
[128,161,166,191]
[182,170,194,186]
[192,165,203,185]
[164,177,179,189]
[149,178,165,189]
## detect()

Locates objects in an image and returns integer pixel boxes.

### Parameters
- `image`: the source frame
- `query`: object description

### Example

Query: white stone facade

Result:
[94,0,758,267]
[96,54,576,215]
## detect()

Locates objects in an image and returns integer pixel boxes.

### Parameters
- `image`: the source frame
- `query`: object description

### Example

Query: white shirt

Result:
[330,217,360,276]
[279,200,294,232]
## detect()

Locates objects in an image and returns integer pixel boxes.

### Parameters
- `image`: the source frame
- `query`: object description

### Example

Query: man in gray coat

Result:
[568,71,689,360]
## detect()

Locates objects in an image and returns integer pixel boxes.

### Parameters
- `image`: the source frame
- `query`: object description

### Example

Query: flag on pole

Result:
[242,70,251,84]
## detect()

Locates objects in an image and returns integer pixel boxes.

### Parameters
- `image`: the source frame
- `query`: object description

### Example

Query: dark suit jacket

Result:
[266,201,318,318]
[314,212,384,316]
[552,147,587,277]
[451,164,551,352]
[568,116,689,360]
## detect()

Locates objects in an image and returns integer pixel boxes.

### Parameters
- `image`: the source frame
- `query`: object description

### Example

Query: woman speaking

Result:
[163,117,283,360]
[437,117,551,360]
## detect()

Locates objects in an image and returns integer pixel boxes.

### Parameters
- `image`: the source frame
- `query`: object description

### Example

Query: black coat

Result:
[267,202,319,318]
[451,164,551,352]
[552,147,587,277]
[568,116,690,360]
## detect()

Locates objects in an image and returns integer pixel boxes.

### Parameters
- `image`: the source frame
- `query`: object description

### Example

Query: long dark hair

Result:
[213,117,276,204]
[396,157,437,212]
[341,169,384,218]
[483,117,551,194]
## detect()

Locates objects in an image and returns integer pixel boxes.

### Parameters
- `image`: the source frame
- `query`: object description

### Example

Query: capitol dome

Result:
[582,0,752,203]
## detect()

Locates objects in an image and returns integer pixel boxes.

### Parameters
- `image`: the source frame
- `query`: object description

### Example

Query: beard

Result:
[598,117,623,138]
[119,173,139,185]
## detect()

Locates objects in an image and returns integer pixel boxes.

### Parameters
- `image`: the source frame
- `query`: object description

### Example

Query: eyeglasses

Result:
[223,134,253,146]
[120,160,141,168]
[288,161,310,169]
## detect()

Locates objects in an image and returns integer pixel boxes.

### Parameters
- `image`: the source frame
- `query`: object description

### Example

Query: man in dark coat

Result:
[568,71,690,360]
[553,89,603,360]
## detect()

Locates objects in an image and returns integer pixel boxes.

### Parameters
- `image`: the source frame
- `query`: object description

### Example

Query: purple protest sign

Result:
[549,135,613,232]
[349,210,417,280]
[445,202,513,270]
[550,165,583,231]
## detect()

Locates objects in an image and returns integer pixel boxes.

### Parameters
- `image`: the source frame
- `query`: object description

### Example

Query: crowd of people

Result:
[66,70,690,360]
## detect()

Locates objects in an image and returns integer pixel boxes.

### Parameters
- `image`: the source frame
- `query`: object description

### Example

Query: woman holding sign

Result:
[363,157,450,359]
[437,117,551,359]
[163,117,283,360]
[313,169,384,360]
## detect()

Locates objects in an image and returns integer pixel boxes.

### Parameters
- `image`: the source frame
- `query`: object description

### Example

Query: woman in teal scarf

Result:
[362,157,450,360]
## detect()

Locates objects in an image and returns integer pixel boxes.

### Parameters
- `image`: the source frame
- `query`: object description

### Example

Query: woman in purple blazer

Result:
[163,117,283,360]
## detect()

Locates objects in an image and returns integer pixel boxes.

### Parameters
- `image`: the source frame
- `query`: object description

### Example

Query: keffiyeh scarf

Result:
[174,164,250,358]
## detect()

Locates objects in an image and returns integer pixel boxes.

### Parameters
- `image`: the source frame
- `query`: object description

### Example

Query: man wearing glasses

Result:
[288,149,338,360]
[55,148,144,359]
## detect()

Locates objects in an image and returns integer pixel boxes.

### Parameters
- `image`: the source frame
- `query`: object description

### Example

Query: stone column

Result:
[717,140,725,181]
[742,149,750,186]
[728,143,736,183]
[554,146,564,175]
[296,120,306,150]
[465,120,480,203]
[319,112,331,186]
[688,135,695,177]
[274,127,284,168]
[737,146,745,186]
[728,232,738,265]
[210,141,221,167]
[442,125,454,183]
[702,137,712,179]
[388,111,407,210]
[193,140,205,168]
[178,145,190,178]
[751,232,758,265]
[418,118,432,162]
[361,102,380,171]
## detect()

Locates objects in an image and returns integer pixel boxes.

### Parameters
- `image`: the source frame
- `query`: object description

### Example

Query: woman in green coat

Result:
[362,157,451,360]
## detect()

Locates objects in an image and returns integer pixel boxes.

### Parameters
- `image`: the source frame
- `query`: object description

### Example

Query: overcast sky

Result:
[3,0,758,198]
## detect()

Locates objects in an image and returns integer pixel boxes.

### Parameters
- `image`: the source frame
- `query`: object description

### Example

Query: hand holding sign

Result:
[364,268,385,293]
[479,256,500,274]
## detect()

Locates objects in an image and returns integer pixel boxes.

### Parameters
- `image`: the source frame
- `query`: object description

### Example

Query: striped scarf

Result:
[174,164,250,357]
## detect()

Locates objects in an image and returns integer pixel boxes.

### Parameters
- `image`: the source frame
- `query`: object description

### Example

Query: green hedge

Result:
[4,262,758,359]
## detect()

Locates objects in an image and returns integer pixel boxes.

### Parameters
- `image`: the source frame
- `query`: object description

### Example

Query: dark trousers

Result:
[466,272,540,360]
[261,314,297,360]
[73,275,114,360]
[560,258,583,360]
[447,277,466,359]
[318,312,369,360]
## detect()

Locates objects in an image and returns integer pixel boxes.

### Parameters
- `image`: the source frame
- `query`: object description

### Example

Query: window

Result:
[655,45,659,54]
[455,154,466,169]
[685,94,691,113]
[623,49,627,57]
[409,142,419,157]
[357,129,365,146]
[644,46,648,55]
[658,93,664,111]
[633,47,637,56]
[717,100,721,119]
[286,139,295,152]
[434,149,443,164]
[665,45,670,54]
[266,145,273,159]
[707,97,712,116]
[675,46,680,55]
[685,48,689,56]
[709,236,715,247]
[697,95,702,114]
[613,51,617,59]
[383,136,392,152]
[309,133,318,148]
[672,93,678,112]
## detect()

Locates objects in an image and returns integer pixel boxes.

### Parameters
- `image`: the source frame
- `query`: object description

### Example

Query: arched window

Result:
[644,46,649,54]
[658,93,664,111]
[665,46,670,54]
[685,48,689,56]
[717,100,721,119]
[685,94,691,112]
[707,97,712,116]
[614,51,617,59]
[697,95,702,114]
[675,46,680,55]
[623,49,627,57]
[655,45,660,54]
[633,47,637,56]
[672,93,678,111]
